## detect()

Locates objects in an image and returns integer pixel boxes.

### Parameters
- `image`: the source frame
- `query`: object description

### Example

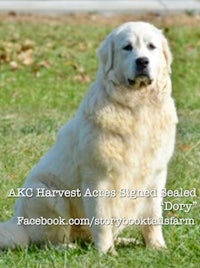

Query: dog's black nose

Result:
[136,57,149,68]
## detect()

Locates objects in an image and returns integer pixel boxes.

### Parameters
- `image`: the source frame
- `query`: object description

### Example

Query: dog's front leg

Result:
[142,168,167,249]
[82,183,115,254]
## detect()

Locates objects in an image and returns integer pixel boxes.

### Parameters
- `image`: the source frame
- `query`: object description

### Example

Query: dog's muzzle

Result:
[128,56,152,87]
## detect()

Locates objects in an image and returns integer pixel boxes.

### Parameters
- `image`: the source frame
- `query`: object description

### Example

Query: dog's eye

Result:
[148,43,156,50]
[123,44,133,51]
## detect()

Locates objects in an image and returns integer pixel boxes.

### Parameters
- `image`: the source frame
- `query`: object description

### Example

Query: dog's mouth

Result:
[128,75,152,88]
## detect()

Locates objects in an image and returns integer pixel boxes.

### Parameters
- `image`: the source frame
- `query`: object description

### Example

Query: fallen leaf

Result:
[179,144,192,152]
[21,39,35,51]
[74,74,90,83]
[10,61,19,70]
[0,52,9,63]
[18,50,34,66]
[35,71,41,78]
[38,60,51,68]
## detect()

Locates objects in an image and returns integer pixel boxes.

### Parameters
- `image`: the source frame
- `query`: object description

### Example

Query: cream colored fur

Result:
[0,22,178,253]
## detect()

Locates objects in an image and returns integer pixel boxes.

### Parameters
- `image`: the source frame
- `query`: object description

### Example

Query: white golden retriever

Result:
[0,22,178,253]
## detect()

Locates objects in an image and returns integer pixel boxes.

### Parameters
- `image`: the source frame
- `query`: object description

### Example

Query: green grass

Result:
[0,16,200,267]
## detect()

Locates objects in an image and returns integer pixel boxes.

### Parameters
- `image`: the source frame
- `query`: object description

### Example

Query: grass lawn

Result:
[0,13,199,268]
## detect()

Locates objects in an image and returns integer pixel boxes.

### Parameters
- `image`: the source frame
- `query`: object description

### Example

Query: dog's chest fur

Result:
[92,98,173,167]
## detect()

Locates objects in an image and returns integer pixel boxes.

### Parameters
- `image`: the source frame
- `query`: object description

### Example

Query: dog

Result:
[0,21,178,254]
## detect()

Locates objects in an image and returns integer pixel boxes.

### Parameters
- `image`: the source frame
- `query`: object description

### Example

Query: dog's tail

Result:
[0,219,29,249]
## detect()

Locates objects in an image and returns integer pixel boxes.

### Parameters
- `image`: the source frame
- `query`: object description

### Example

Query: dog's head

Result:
[98,22,172,89]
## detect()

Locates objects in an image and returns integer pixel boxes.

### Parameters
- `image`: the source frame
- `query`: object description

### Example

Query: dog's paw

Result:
[146,239,167,250]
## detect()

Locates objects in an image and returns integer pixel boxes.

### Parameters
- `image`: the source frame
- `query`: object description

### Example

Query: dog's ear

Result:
[162,36,173,74]
[98,32,114,74]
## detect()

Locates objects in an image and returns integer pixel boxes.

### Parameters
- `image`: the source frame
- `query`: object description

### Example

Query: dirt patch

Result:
[0,12,200,28]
